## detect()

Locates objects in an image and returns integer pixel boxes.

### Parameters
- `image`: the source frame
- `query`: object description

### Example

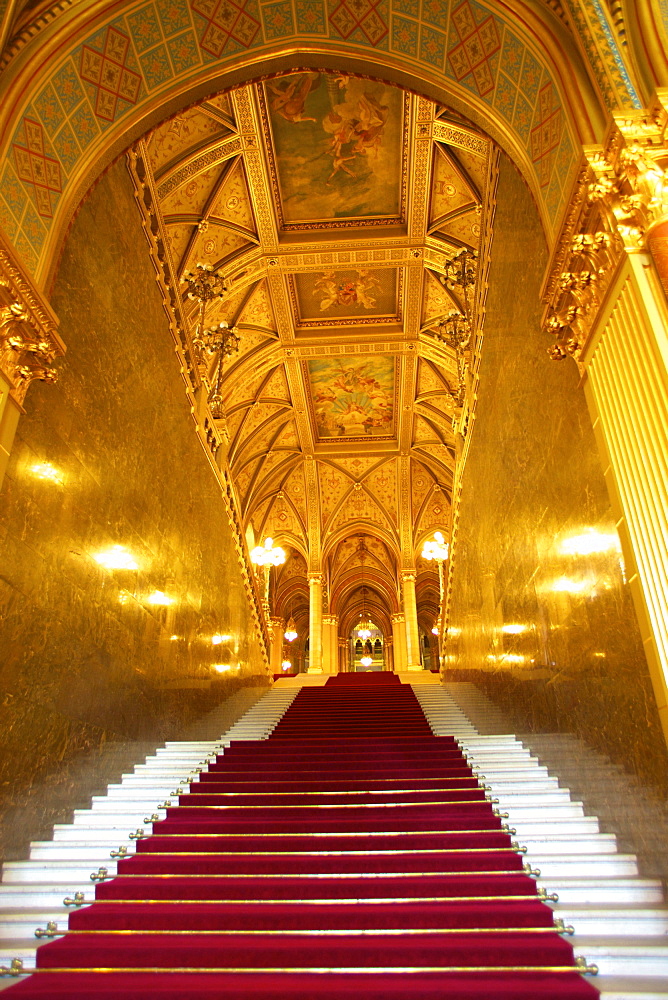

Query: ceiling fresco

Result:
[259,73,408,229]
[133,70,498,640]
[306,355,397,440]
[291,268,399,326]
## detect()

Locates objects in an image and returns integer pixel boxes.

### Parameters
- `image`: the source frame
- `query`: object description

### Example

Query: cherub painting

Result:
[313,270,382,312]
[265,72,404,225]
[308,356,395,438]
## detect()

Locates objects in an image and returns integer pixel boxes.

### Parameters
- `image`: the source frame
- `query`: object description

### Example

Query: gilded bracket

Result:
[0,231,64,407]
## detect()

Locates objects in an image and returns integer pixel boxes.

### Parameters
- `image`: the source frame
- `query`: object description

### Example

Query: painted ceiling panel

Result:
[430,146,477,224]
[261,73,407,229]
[161,163,221,216]
[364,463,398,526]
[262,365,291,402]
[138,71,496,635]
[147,108,230,174]
[421,270,459,327]
[328,489,393,538]
[237,280,277,332]
[319,464,353,525]
[183,227,251,274]
[209,159,257,234]
[306,354,397,441]
[417,359,451,396]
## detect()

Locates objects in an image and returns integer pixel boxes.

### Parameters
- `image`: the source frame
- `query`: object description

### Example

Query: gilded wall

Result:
[0,160,269,860]
[447,155,668,793]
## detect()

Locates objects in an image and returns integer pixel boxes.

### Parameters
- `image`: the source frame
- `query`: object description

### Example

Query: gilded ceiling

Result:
[137,70,497,637]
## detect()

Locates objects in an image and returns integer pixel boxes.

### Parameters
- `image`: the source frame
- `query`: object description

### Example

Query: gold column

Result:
[269,617,285,674]
[322,613,339,673]
[541,116,668,745]
[582,253,668,741]
[385,637,394,672]
[329,615,339,674]
[0,376,19,487]
[307,573,323,673]
[401,572,422,670]
[391,613,407,672]
[338,636,348,673]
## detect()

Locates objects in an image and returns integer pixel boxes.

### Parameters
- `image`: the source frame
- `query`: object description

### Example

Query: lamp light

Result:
[30,462,64,485]
[147,590,173,606]
[94,545,139,571]
[357,538,373,640]
[357,620,372,640]
[421,531,449,562]
[250,537,286,567]
[284,616,298,642]
[360,655,373,667]
[281,659,292,671]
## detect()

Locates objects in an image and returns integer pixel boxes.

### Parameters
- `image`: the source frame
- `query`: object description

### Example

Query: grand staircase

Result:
[0,672,664,997]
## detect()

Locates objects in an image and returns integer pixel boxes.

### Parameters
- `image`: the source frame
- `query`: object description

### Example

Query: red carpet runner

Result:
[6,673,599,998]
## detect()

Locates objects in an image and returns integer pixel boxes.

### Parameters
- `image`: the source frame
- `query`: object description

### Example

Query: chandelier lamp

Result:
[250,537,286,620]
[284,616,298,643]
[422,531,450,672]
[180,263,241,418]
[356,542,373,640]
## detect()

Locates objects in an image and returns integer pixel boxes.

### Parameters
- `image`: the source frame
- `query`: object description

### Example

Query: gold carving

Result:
[0,236,63,406]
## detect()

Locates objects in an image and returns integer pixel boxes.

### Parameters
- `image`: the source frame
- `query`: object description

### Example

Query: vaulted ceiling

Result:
[137,71,497,640]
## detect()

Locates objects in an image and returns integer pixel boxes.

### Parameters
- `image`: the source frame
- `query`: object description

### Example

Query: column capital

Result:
[308,573,324,586]
[390,612,406,624]
[0,229,64,408]
[401,571,416,583]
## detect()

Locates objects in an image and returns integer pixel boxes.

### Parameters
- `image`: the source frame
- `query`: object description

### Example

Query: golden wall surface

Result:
[447,156,668,793]
[0,161,269,860]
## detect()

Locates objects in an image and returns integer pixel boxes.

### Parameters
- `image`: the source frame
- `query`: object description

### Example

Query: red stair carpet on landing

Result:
[6,672,599,999]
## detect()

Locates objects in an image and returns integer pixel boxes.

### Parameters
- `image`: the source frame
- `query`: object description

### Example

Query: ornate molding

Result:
[541,106,668,366]
[0,230,63,407]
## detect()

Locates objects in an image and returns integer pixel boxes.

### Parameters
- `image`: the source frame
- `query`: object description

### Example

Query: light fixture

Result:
[501,624,527,634]
[250,537,286,627]
[212,663,231,673]
[281,659,292,671]
[147,590,173,606]
[284,616,298,642]
[357,538,373,640]
[360,655,373,667]
[211,634,223,645]
[421,531,449,562]
[93,545,139,571]
[250,537,286,567]
[30,462,64,485]
[357,620,372,640]
[431,625,439,635]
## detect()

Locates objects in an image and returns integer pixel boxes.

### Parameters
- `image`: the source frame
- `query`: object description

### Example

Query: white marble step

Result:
[574,938,668,976]
[412,682,668,995]
[27,837,620,862]
[0,855,640,884]
[597,975,668,998]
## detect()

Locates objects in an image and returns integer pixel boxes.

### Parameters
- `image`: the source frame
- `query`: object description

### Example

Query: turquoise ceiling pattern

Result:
[0,0,619,276]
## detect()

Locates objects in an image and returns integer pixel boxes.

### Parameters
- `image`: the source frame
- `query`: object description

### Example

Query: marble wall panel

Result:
[0,160,269,861]
[447,154,668,795]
